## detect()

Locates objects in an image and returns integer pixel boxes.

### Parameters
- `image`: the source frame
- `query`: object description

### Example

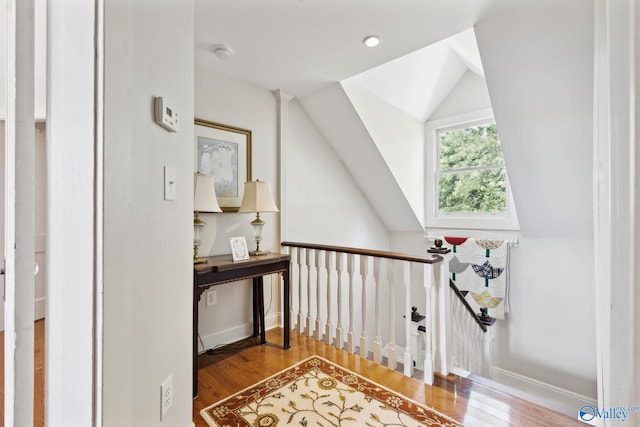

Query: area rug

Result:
[200,355,462,427]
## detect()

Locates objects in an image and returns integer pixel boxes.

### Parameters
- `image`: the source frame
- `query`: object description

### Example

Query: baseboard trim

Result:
[197,312,282,354]
[491,366,597,418]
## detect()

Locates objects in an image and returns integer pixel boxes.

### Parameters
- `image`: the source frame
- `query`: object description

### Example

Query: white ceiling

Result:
[346,28,483,121]
[195,0,506,100]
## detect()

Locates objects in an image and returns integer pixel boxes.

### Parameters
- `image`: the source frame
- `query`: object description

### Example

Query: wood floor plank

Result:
[192,328,585,427]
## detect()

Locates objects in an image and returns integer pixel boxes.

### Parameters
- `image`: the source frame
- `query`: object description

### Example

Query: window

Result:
[425,109,519,230]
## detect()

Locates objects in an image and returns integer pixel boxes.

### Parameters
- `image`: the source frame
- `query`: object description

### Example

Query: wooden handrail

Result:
[449,279,487,333]
[281,241,444,264]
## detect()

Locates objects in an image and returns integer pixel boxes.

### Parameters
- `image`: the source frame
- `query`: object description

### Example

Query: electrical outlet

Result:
[160,374,173,420]
[206,290,217,306]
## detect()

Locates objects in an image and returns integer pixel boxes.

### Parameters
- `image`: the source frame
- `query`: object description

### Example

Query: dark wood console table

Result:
[193,253,291,397]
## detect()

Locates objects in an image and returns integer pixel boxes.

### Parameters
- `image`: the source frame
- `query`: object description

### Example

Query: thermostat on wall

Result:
[154,96,179,132]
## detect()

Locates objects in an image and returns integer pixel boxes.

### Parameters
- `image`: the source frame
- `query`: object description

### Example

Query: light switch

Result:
[164,167,176,201]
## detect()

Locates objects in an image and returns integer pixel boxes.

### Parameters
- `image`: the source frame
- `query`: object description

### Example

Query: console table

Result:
[193,253,291,397]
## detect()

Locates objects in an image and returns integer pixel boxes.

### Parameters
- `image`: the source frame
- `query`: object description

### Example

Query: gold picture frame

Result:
[194,119,252,212]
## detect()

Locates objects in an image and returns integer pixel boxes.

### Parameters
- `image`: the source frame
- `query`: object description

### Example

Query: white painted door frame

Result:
[4,0,36,426]
[45,0,102,425]
[593,0,639,425]
[5,0,103,424]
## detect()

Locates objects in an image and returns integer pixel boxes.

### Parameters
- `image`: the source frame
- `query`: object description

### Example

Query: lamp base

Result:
[193,257,208,264]
[249,250,269,256]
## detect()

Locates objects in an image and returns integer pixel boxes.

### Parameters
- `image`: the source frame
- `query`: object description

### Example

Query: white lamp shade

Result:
[238,180,279,213]
[194,173,222,212]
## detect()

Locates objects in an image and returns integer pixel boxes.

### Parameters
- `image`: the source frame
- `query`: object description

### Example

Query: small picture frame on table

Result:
[229,237,250,262]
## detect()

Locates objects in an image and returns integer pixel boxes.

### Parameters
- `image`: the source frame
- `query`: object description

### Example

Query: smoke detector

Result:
[213,45,233,60]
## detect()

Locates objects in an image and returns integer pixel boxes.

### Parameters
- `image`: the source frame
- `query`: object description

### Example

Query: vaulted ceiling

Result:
[196,0,596,239]
[195,0,504,100]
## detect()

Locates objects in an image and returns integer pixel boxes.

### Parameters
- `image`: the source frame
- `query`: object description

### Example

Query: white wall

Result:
[102,1,194,426]
[423,9,597,402]
[475,0,594,240]
[495,237,596,396]
[341,81,425,225]
[0,2,5,118]
[286,99,389,249]
[475,0,596,399]
[194,64,282,349]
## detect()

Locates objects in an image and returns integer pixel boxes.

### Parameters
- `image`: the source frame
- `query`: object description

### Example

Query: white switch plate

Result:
[164,167,176,201]
[160,374,173,420]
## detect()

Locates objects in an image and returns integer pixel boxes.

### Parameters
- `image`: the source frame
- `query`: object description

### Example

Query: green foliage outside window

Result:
[437,124,507,213]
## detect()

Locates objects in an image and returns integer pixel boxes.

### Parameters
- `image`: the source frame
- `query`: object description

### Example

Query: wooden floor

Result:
[193,328,585,427]
[0,319,45,427]
[0,322,584,426]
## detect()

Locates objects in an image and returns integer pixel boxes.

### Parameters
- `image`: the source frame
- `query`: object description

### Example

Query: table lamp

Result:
[194,172,222,263]
[238,180,279,256]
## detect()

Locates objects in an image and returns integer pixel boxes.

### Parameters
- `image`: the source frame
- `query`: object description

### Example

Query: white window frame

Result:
[425,108,519,230]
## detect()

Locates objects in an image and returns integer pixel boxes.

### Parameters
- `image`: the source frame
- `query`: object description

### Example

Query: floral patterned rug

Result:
[200,355,462,427]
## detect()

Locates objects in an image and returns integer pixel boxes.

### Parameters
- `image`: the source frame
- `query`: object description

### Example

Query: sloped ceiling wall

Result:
[299,29,487,234]
[300,83,424,232]
[348,28,482,122]
[475,0,594,239]
[340,80,426,224]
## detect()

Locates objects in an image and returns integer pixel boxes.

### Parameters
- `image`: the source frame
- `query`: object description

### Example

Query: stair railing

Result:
[449,278,494,378]
[281,241,447,384]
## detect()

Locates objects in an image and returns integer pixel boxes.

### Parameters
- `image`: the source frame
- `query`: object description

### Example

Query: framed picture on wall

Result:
[229,237,250,261]
[195,119,252,212]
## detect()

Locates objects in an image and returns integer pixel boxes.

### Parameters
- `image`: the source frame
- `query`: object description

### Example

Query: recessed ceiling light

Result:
[363,36,380,47]
[213,44,233,60]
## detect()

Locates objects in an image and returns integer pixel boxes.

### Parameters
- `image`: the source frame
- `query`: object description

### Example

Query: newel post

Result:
[433,252,452,376]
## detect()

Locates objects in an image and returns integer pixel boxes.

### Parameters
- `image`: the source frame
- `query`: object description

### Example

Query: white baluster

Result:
[297,247,305,335]
[314,249,323,341]
[359,255,369,359]
[463,314,470,371]
[402,261,412,377]
[373,258,382,364]
[434,255,452,376]
[387,259,396,370]
[325,251,334,345]
[467,316,473,371]
[335,252,345,349]
[306,248,314,337]
[483,329,492,378]
[423,263,434,384]
[347,253,356,354]
[451,295,457,369]
[289,246,297,332]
